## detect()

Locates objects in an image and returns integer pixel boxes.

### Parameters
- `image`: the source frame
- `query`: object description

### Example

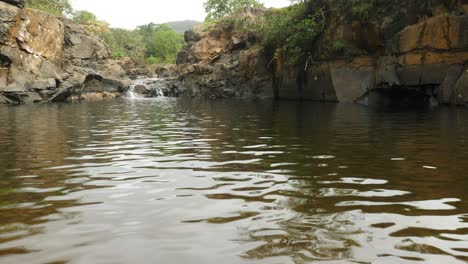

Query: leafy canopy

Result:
[72,10,98,25]
[204,0,264,21]
[24,0,73,16]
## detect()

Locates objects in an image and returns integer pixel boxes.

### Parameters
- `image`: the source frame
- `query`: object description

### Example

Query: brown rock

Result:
[17,10,64,64]
[394,14,468,53]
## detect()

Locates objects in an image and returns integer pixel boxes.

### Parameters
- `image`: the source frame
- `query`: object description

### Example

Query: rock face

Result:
[0,1,125,104]
[173,8,273,99]
[273,2,468,107]
[172,2,468,107]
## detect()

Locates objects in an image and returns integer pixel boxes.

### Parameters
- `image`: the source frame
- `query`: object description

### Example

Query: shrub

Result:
[261,4,320,63]
[24,0,73,16]
[350,0,377,21]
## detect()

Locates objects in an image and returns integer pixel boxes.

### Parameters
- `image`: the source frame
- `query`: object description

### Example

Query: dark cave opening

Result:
[357,87,435,110]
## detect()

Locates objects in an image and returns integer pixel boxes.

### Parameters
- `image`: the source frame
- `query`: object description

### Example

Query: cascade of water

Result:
[125,77,165,99]
[125,79,145,99]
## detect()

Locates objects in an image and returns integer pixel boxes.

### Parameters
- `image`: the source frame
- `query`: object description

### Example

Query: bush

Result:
[261,4,320,63]
[350,0,377,21]
[332,40,345,54]
[24,0,73,16]
[204,0,263,21]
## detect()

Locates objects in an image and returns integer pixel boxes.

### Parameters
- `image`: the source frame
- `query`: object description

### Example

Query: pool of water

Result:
[0,99,467,263]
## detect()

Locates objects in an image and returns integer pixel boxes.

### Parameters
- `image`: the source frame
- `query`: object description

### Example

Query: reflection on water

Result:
[0,99,467,264]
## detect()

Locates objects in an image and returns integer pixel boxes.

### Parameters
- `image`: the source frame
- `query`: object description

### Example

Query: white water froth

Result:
[125,77,165,100]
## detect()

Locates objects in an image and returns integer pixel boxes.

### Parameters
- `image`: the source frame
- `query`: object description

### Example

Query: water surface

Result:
[0,99,467,263]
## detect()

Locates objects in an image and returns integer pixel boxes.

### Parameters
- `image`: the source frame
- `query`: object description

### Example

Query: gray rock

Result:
[133,84,149,95]
[454,68,468,105]
[184,30,201,43]
[437,64,463,104]
[376,57,400,87]
[27,79,57,90]
[330,66,376,103]
[0,94,8,104]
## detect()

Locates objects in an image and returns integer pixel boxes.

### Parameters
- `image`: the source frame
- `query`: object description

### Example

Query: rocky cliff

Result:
[0,0,126,104]
[173,8,272,99]
[172,1,468,107]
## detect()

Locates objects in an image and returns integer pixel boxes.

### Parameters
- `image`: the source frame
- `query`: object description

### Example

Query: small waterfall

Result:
[125,77,165,99]
[126,80,145,99]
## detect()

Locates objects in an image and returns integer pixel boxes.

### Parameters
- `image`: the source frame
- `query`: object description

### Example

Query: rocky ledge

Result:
[0,0,127,104]
[162,1,468,108]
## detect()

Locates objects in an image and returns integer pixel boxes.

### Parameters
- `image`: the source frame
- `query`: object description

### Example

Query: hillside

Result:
[167,20,201,33]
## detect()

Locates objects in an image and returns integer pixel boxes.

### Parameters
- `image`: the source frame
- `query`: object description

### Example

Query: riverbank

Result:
[0,0,467,108]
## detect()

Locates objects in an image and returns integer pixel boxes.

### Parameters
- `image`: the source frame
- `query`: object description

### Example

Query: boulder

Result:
[62,18,109,62]
[392,14,468,53]
[184,30,201,43]
[27,78,57,90]
[192,38,225,61]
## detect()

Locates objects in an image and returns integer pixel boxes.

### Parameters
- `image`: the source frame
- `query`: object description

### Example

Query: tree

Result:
[147,24,184,64]
[24,0,73,16]
[103,28,146,64]
[72,10,98,25]
[204,0,264,21]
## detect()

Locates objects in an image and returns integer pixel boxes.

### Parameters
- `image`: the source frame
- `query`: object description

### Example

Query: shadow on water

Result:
[0,99,467,263]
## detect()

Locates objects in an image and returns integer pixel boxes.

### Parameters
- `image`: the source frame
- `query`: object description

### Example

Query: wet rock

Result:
[68,92,120,102]
[437,64,463,104]
[329,58,376,103]
[133,84,149,95]
[376,57,400,87]
[453,68,468,105]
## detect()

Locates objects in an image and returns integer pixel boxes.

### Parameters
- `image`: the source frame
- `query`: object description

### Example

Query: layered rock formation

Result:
[173,1,468,107]
[0,0,126,104]
[174,8,272,98]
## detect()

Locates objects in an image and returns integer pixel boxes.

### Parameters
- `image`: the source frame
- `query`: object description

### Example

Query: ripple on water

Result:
[0,100,467,264]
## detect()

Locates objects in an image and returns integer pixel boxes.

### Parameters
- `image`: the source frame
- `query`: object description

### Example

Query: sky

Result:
[70,0,291,29]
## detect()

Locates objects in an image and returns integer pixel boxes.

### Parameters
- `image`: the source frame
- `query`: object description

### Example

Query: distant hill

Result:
[167,20,202,33]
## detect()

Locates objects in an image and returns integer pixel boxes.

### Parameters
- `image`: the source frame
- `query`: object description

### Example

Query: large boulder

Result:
[391,14,468,53]
[0,4,125,104]
[62,18,109,62]
[184,30,201,43]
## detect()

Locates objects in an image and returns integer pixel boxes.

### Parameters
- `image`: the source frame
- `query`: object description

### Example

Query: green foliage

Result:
[350,0,377,21]
[24,0,73,16]
[418,0,437,8]
[72,10,97,25]
[261,4,319,63]
[103,24,184,65]
[136,23,184,64]
[204,0,263,21]
[103,28,146,64]
[332,40,344,54]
